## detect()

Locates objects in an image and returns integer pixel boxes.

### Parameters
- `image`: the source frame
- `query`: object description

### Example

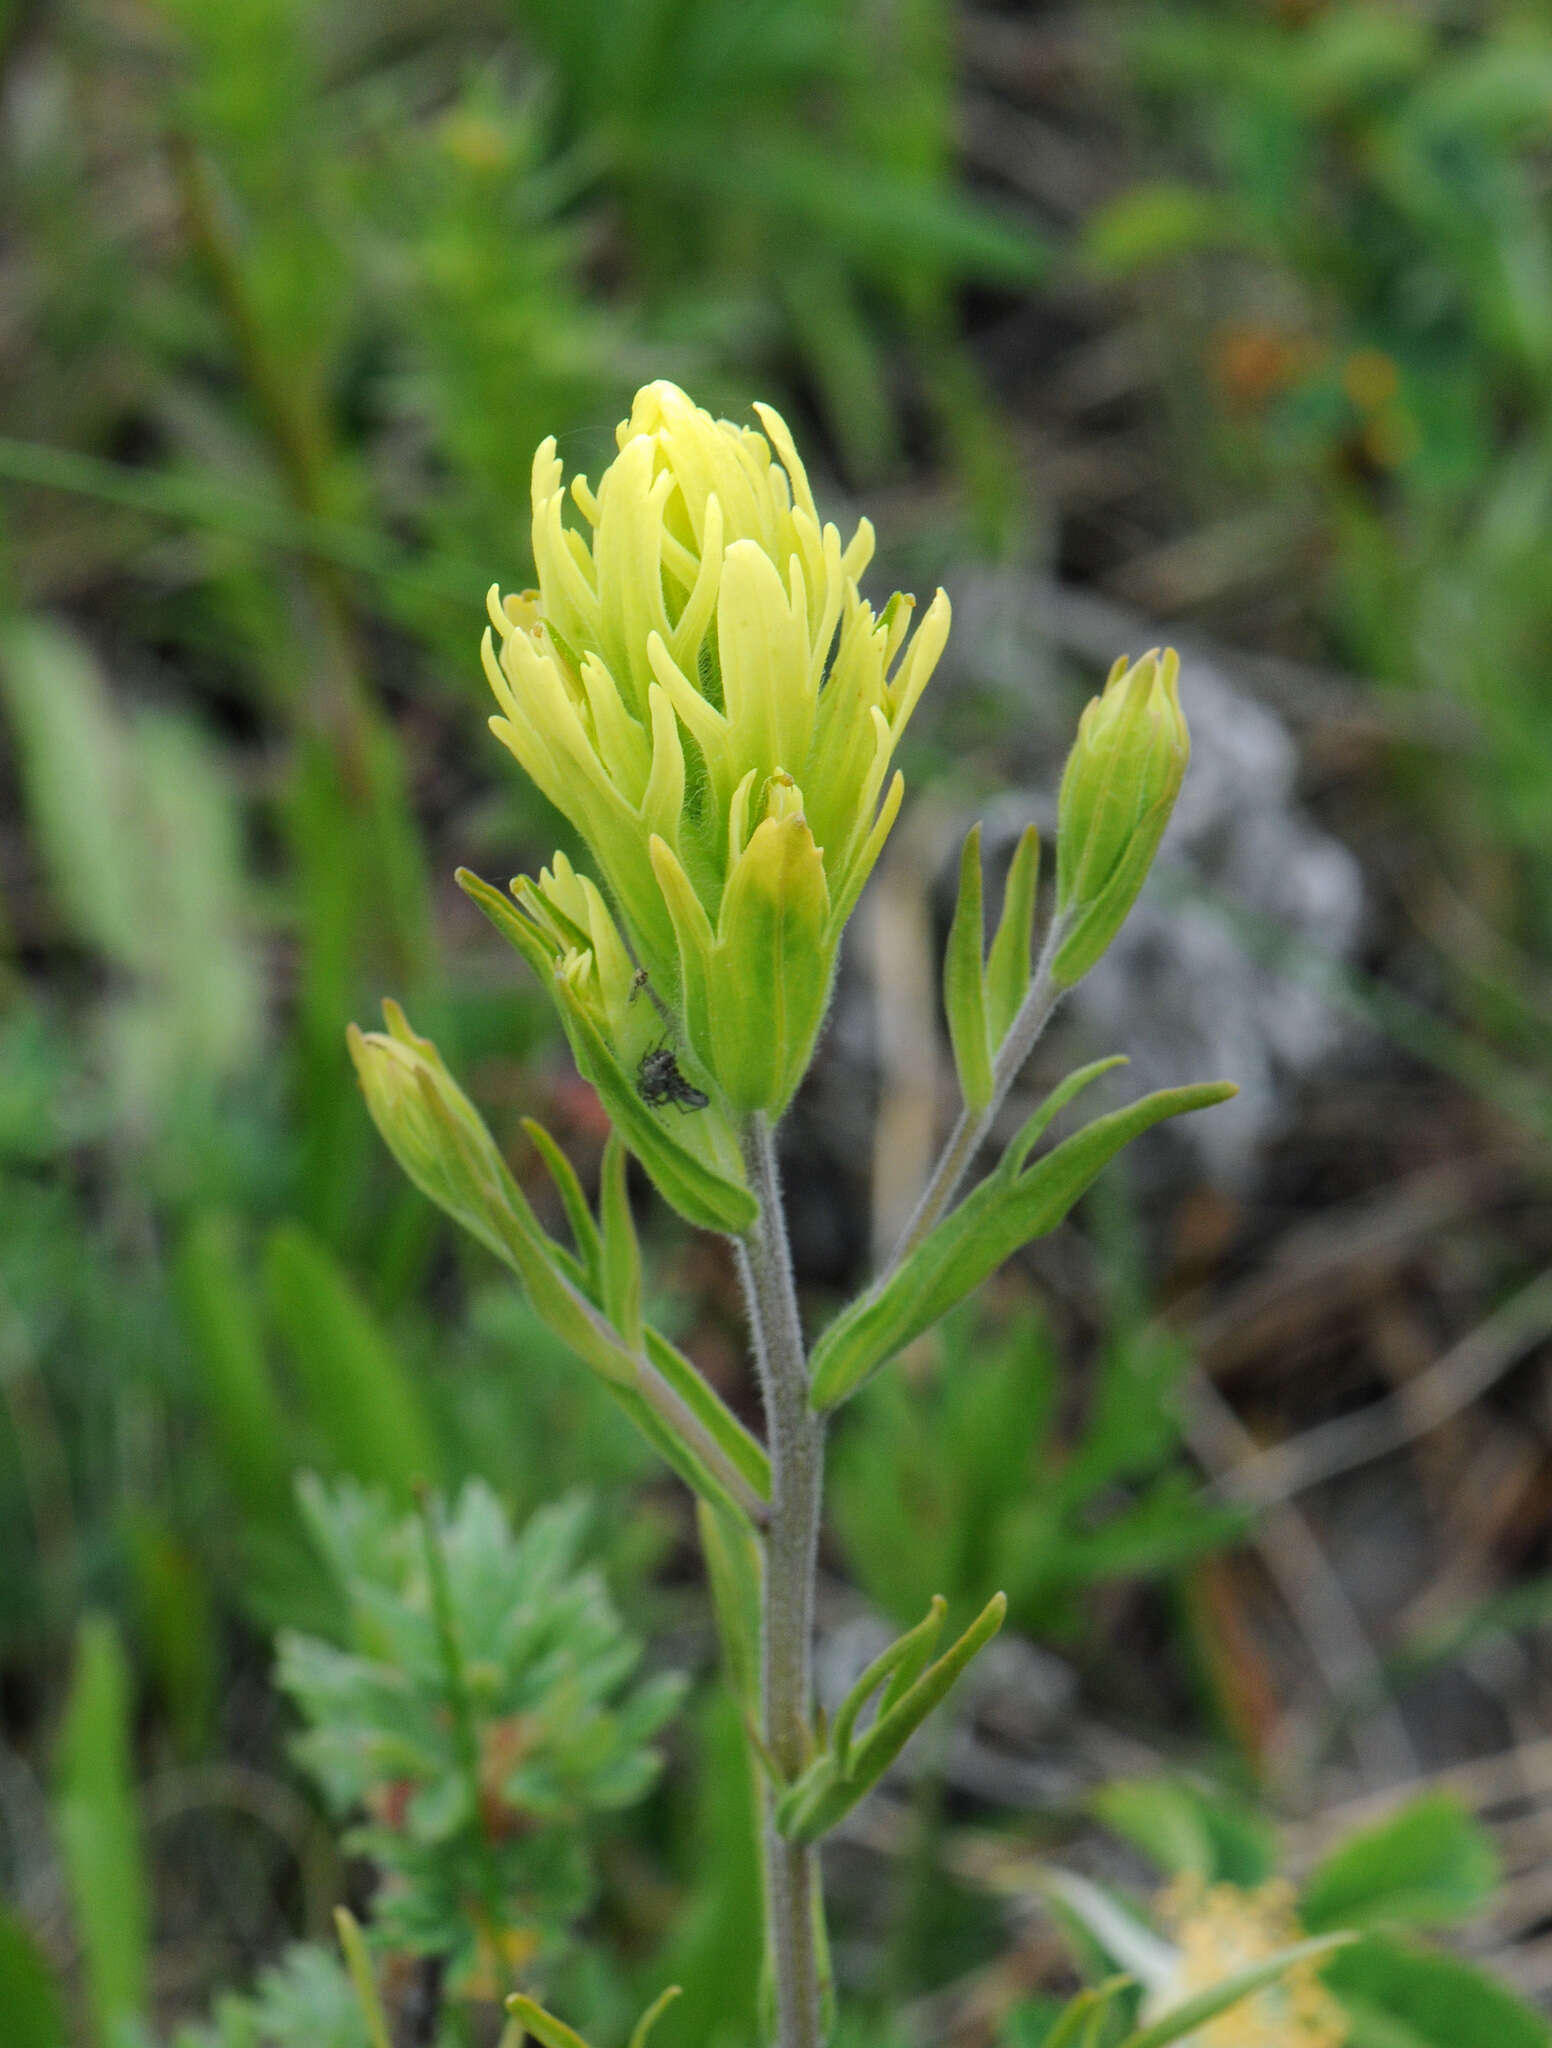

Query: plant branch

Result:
[633,1350,771,1527]
[883,923,1066,1279]
[736,1115,826,2048]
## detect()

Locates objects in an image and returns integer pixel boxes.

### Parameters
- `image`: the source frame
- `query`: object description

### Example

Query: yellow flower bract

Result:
[480,380,951,1117]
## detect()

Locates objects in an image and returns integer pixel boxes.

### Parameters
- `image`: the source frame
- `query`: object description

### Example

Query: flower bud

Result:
[1051,648,1188,987]
[347,1001,521,1267]
[348,1001,644,1385]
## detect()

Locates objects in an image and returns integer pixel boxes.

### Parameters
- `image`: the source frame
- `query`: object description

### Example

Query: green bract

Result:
[453,862,755,1232]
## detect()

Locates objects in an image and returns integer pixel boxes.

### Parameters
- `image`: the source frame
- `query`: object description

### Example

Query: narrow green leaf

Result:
[944,824,994,1112]
[813,1879,836,2039]
[810,1079,1236,1409]
[1333,1993,1442,2046]
[986,824,1041,1046]
[125,1516,216,1760]
[606,1377,760,1526]
[1001,1057,1130,1178]
[1040,1982,1132,2048]
[506,1994,593,2048]
[0,618,137,966]
[1117,1935,1355,2048]
[599,1132,644,1351]
[0,1906,68,2048]
[457,865,555,973]
[264,1223,441,1501]
[846,1591,1005,1782]
[1094,1779,1214,1881]
[781,1592,1006,1842]
[521,1116,603,1292]
[832,1597,946,1768]
[627,1986,682,2048]
[54,1618,149,2048]
[0,620,261,1104]
[1081,2004,1113,2048]
[1301,1795,1498,1934]
[333,1909,393,2048]
[697,1501,764,1720]
[173,1213,293,1526]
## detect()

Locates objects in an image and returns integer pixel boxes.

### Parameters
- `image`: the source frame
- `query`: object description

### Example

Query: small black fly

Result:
[636,1044,709,1115]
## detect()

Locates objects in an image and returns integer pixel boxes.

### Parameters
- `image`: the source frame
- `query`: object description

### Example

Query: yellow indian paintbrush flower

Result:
[477,381,950,1122]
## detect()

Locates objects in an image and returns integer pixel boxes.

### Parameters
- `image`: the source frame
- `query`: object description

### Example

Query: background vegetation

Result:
[3,1,1552,2041]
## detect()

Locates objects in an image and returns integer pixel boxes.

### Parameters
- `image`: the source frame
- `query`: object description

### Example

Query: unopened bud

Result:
[347,1002,521,1266]
[1052,648,1188,987]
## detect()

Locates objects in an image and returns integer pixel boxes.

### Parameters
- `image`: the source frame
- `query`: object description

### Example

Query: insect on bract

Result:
[636,1045,710,1115]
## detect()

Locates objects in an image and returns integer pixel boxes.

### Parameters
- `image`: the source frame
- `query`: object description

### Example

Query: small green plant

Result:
[348,380,1235,2043]
[276,1479,684,1995]
[177,1944,368,2048]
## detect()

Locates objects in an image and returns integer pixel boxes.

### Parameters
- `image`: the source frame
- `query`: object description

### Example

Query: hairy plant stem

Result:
[737,1114,826,2048]
[884,923,1067,1278]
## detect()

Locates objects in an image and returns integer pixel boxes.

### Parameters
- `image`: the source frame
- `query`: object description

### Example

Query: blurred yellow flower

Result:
[1148,1879,1348,2047]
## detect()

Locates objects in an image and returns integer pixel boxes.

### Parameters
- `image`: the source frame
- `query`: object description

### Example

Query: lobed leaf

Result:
[810,1076,1236,1410]
[777,1592,1005,1843]
[831,1597,947,1769]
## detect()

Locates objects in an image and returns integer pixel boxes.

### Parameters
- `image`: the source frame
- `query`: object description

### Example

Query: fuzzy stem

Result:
[883,924,1067,1278]
[737,1114,826,2048]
